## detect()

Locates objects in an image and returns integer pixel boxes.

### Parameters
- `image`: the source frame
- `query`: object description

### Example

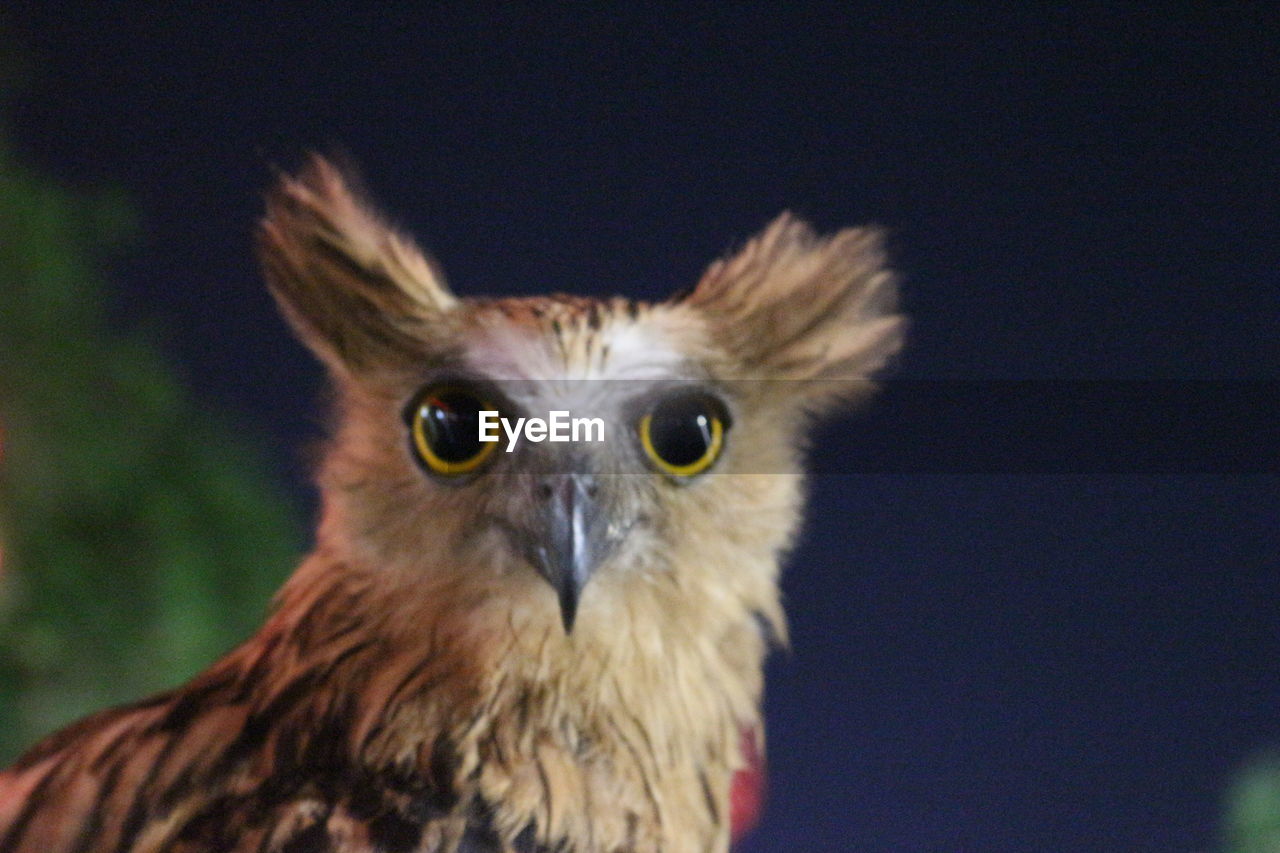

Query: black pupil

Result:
[649,396,717,467]
[422,391,486,463]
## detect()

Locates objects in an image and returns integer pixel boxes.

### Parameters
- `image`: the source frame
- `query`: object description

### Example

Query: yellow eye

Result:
[638,392,728,478]
[408,385,498,477]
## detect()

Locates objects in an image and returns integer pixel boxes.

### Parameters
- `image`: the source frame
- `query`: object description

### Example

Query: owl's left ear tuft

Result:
[677,213,906,411]
[257,154,456,378]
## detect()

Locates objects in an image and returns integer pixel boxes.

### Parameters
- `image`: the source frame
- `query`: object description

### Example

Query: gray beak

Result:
[531,473,606,633]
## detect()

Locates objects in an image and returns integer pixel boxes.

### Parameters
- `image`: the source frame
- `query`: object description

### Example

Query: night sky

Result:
[7,5,1279,850]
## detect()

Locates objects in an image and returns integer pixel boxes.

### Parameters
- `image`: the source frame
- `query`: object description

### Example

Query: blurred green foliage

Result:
[0,131,302,761]
[1225,754,1280,853]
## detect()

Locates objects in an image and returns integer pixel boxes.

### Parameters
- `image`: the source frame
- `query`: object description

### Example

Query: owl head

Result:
[257,156,904,647]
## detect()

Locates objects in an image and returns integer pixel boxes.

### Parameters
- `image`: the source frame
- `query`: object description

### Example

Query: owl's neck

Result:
[256,545,771,850]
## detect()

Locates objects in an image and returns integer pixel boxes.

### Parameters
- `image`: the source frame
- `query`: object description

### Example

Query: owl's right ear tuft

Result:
[677,213,906,414]
[257,155,456,378]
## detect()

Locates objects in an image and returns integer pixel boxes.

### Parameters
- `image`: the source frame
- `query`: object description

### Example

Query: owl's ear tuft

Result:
[257,154,456,378]
[678,213,906,411]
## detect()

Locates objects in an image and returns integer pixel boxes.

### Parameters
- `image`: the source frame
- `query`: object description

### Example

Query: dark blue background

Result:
[8,5,1278,850]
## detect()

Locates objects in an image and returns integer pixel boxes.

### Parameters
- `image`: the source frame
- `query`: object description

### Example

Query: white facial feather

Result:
[464,318,687,383]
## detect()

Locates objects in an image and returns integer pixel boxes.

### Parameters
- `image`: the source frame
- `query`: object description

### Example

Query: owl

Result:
[0,156,903,851]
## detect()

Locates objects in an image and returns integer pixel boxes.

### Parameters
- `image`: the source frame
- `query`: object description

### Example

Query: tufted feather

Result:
[258,155,457,377]
[681,213,906,410]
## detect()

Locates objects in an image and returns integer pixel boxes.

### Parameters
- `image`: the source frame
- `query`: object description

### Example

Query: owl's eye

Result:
[408,385,498,477]
[638,392,729,478]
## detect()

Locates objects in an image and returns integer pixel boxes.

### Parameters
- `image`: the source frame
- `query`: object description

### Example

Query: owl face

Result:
[324,295,800,634]
[258,157,904,639]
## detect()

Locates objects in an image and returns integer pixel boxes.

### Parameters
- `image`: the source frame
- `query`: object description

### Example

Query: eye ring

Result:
[638,392,728,479]
[408,384,499,477]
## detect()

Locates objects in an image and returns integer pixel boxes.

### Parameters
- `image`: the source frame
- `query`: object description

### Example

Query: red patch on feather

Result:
[729,725,765,845]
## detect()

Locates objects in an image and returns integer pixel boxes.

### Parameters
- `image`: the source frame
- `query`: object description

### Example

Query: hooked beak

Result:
[530,473,610,633]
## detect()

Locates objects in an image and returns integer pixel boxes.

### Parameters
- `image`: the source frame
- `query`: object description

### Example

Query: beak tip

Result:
[558,587,580,634]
